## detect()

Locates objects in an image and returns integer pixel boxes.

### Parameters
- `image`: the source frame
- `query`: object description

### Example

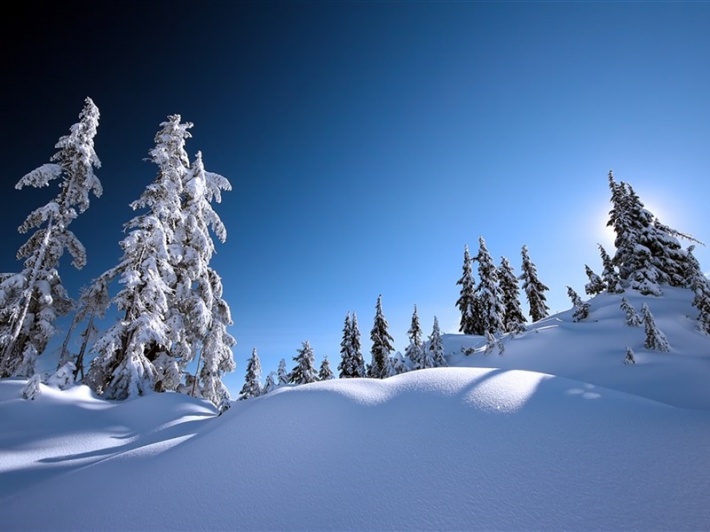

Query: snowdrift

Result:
[1,287,710,530]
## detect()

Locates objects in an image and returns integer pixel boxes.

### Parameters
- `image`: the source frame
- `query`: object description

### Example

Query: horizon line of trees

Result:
[3,100,709,406]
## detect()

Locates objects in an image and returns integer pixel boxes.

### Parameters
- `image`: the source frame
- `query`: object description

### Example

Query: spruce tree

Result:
[0,97,101,378]
[598,244,623,293]
[476,237,505,334]
[404,305,424,370]
[262,371,277,394]
[86,115,191,399]
[349,313,365,377]
[290,341,317,385]
[456,245,479,335]
[499,256,526,334]
[519,245,550,322]
[641,303,670,352]
[171,151,233,394]
[239,347,262,400]
[607,171,698,295]
[277,358,289,385]
[567,286,590,322]
[196,268,236,407]
[56,275,110,381]
[369,295,394,379]
[391,352,409,374]
[620,297,642,327]
[624,347,636,365]
[86,115,235,402]
[318,356,335,381]
[584,265,606,296]
[685,246,710,334]
[427,316,446,367]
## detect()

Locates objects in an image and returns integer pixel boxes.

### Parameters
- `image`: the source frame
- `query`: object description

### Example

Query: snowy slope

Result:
[1,288,710,531]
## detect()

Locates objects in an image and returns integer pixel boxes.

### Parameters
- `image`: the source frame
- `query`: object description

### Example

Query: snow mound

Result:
[2,367,709,531]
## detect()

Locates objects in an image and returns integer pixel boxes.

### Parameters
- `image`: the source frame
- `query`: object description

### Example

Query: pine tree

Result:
[476,237,505,334]
[686,246,710,334]
[427,316,447,367]
[0,97,101,378]
[338,312,366,378]
[170,151,232,393]
[456,245,479,335]
[318,356,334,381]
[391,352,409,374]
[641,303,670,352]
[584,265,606,296]
[607,171,698,295]
[57,275,110,381]
[262,371,277,394]
[404,305,424,370]
[239,348,262,400]
[197,268,236,407]
[290,340,317,385]
[598,244,623,293]
[277,358,289,385]
[567,286,590,322]
[85,116,191,399]
[620,297,642,327]
[624,347,636,365]
[499,256,526,334]
[86,115,235,402]
[21,374,42,400]
[349,313,365,377]
[369,295,394,379]
[519,245,550,322]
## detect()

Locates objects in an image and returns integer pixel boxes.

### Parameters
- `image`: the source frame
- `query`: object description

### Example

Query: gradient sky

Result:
[2,1,709,393]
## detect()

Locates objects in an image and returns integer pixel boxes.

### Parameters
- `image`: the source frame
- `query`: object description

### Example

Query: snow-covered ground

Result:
[2,288,709,530]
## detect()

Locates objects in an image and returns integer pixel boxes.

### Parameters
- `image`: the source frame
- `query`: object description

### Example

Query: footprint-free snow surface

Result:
[2,288,710,530]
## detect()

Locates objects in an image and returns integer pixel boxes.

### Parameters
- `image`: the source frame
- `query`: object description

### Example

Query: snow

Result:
[1,288,710,530]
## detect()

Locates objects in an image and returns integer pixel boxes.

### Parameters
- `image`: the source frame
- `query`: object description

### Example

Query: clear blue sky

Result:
[2,1,709,393]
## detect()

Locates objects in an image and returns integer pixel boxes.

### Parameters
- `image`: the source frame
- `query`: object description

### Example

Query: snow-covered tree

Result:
[584,265,606,296]
[476,237,505,334]
[85,118,189,399]
[567,286,590,322]
[277,358,289,385]
[456,245,480,335]
[607,171,699,295]
[47,361,76,390]
[404,305,424,369]
[290,341,317,385]
[196,268,236,407]
[685,246,710,334]
[519,245,550,323]
[598,244,622,293]
[499,256,526,334]
[624,347,636,365]
[262,371,277,395]
[641,303,670,352]
[169,150,232,392]
[0,97,101,378]
[620,297,642,327]
[391,352,409,375]
[86,115,234,402]
[484,331,496,354]
[21,374,42,400]
[239,348,262,400]
[338,312,365,378]
[369,295,395,379]
[318,356,334,381]
[427,316,447,368]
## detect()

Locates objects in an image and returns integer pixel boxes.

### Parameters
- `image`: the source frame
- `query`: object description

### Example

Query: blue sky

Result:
[2,1,709,392]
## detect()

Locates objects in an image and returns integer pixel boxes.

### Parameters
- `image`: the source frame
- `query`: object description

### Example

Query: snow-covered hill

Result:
[1,288,709,530]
